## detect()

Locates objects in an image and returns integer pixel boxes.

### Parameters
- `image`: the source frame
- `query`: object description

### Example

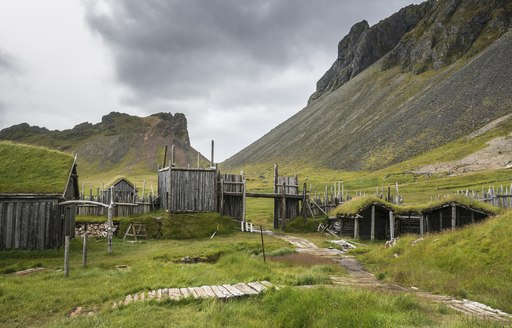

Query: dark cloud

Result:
[85,0,420,104]
[84,0,422,159]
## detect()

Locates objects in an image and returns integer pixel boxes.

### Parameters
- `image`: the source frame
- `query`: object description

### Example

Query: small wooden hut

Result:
[0,142,79,250]
[330,197,396,240]
[420,201,493,233]
[103,177,136,203]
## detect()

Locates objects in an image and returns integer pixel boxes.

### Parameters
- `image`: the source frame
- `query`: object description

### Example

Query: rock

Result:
[309,0,435,103]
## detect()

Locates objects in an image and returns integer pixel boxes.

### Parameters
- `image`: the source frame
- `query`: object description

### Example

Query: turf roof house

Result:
[0,142,79,250]
[330,196,496,240]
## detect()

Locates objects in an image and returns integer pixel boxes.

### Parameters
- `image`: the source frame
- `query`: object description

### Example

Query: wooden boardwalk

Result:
[113,281,275,308]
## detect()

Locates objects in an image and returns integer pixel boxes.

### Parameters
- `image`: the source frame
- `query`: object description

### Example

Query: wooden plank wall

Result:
[158,169,170,210]
[219,173,244,219]
[169,169,217,213]
[275,176,300,220]
[0,199,73,250]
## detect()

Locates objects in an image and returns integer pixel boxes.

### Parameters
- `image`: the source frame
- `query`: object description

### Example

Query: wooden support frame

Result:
[370,205,376,241]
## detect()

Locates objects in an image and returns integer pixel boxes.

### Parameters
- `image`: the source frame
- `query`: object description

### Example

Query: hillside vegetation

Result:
[355,211,512,313]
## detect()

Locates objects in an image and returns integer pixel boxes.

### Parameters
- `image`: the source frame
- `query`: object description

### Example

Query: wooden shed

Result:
[103,177,136,203]
[420,201,493,233]
[330,197,396,240]
[0,142,79,250]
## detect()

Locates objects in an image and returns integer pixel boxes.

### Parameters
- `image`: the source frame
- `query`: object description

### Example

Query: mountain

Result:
[0,112,208,179]
[224,0,512,171]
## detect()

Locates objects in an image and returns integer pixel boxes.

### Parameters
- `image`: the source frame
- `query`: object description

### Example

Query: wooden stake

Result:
[108,187,113,254]
[354,217,360,240]
[451,204,456,231]
[82,224,88,268]
[211,140,214,167]
[281,181,286,231]
[64,236,70,277]
[389,211,394,240]
[171,145,175,167]
[260,225,266,263]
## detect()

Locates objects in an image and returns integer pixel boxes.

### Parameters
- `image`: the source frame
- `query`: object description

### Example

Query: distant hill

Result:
[0,112,208,181]
[224,0,512,171]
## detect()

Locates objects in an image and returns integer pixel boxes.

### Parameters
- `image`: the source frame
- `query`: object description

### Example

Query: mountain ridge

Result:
[225,0,512,171]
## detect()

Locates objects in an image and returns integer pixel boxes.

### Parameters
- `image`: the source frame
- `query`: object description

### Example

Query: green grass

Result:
[0,141,74,193]
[0,232,347,327]
[354,211,512,313]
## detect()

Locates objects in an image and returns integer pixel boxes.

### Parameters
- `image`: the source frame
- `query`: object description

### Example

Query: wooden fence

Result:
[452,185,512,208]
[76,190,155,217]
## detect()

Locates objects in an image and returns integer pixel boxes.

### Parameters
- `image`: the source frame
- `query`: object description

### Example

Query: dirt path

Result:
[273,233,512,323]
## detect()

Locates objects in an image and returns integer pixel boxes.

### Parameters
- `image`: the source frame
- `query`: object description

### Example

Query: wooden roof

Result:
[106,176,135,189]
[0,141,76,195]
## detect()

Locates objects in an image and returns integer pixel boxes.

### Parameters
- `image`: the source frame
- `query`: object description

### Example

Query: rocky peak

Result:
[309,0,435,104]
[383,0,512,73]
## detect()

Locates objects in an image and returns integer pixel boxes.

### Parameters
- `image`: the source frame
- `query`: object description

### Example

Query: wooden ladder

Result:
[123,222,148,241]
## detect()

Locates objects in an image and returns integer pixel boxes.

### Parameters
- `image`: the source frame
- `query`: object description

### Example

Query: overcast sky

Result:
[0,0,421,161]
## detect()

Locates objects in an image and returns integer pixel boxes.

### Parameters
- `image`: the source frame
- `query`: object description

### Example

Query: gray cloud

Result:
[84,0,422,160]
[0,49,21,76]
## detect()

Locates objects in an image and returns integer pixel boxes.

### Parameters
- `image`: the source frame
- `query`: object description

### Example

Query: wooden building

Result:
[330,196,495,240]
[103,177,136,203]
[0,142,79,250]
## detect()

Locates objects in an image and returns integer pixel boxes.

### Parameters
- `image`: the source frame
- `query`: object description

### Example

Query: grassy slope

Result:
[0,141,73,194]
[354,211,512,313]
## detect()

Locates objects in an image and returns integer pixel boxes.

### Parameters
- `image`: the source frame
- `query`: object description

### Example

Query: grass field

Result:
[0,229,496,328]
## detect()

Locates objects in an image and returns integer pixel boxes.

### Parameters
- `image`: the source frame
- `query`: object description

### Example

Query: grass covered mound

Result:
[355,211,512,313]
[0,141,74,194]
[112,211,236,240]
[284,217,327,233]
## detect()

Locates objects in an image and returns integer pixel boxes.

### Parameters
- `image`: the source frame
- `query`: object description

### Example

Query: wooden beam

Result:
[389,211,394,240]
[420,214,424,235]
[370,205,375,241]
[354,217,360,240]
[451,204,456,231]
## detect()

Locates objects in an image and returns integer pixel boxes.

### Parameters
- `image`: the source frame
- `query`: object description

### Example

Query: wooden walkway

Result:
[113,281,275,308]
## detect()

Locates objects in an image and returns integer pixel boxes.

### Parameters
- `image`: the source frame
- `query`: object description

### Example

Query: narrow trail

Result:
[273,233,512,323]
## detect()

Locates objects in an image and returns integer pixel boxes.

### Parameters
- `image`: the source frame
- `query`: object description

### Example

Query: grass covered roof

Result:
[330,195,500,217]
[0,141,74,194]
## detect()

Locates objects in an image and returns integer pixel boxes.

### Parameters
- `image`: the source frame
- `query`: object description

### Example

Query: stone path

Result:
[272,232,512,323]
[113,281,275,308]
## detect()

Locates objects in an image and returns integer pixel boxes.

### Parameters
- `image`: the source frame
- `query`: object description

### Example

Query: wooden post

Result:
[425,214,429,233]
[108,186,113,254]
[389,211,394,240]
[82,223,88,268]
[260,225,266,263]
[171,145,175,167]
[273,164,279,229]
[219,178,224,216]
[471,211,475,224]
[163,145,168,168]
[64,235,70,277]
[420,214,424,235]
[302,182,307,223]
[354,217,360,240]
[439,211,443,231]
[281,181,286,231]
[242,178,247,223]
[451,204,456,230]
[370,205,376,241]
[211,140,214,167]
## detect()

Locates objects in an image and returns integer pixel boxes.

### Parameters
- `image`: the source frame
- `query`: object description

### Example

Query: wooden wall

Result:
[219,173,244,219]
[159,168,218,213]
[0,198,75,250]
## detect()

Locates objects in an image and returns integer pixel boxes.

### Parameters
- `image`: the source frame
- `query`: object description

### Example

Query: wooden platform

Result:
[113,281,276,307]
